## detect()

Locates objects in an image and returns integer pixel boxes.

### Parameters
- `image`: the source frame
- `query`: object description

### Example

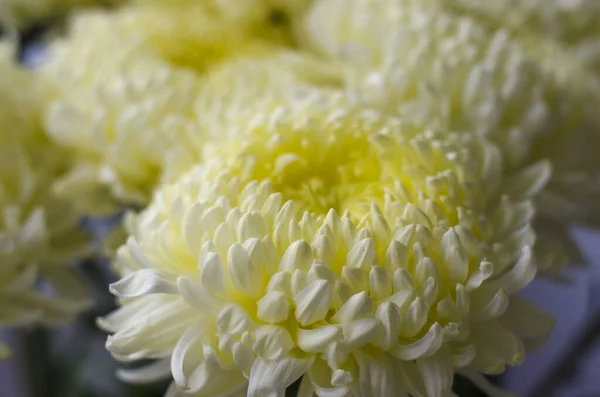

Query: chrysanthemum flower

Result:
[102,95,554,396]
[299,0,600,274]
[445,0,600,75]
[40,1,323,213]
[0,41,91,357]
[110,0,310,72]
[41,12,205,212]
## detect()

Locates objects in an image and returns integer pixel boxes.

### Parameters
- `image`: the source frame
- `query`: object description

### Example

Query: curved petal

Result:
[391,323,443,360]
[117,359,171,384]
[110,269,178,297]
[248,357,310,397]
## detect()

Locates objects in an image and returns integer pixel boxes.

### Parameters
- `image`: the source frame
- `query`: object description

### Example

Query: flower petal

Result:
[248,357,310,397]
[109,269,178,297]
[391,323,444,360]
[117,359,171,384]
[295,280,332,326]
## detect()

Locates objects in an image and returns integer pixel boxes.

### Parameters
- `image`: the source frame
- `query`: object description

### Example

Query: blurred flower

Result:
[39,0,323,214]
[0,41,92,356]
[41,11,205,213]
[101,94,554,396]
[299,0,600,275]
[445,0,600,75]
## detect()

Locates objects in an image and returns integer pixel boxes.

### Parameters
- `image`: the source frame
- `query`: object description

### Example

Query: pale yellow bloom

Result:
[102,95,554,396]
[299,0,600,274]
[0,41,92,354]
[446,0,600,75]
[41,11,204,211]
[40,1,322,213]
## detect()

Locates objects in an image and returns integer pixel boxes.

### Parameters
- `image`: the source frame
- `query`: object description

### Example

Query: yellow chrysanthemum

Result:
[101,95,554,396]
[0,42,91,357]
[299,0,600,274]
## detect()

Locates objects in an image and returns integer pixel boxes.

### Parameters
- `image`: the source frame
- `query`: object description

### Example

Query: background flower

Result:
[0,40,92,357]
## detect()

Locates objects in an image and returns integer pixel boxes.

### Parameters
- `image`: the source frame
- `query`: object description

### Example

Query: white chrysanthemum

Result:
[299,0,600,274]
[102,97,554,396]
[446,0,600,74]
[40,10,206,212]
[0,42,91,357]
[40,1,324,213]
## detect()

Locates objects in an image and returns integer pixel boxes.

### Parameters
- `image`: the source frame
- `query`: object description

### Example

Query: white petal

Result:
[248,357,309,397]
[280,240,313,272]
[266,272,292,296]
[307,358,352,397]
[489,246,536,293]
[297,325,342,353]
[370,266,392,301]
[506,160,552,199]
[228,243,264,297]
[109,269,178,297]
[126,237,157,269]
[373,301,402,351]
[346,238,376,268]
[308,263,337,285]
[292,269,309,296]
[117,359,171,384]
[386,240,408,271]
[233,341,255,377]
[171,322,210,389]
[331,291,372,324]
[331,281,353,310]
[253,325,295,360]
[343,318,379,349]
[257,291,290,323]
[182,203,206,259]
[440,228,468,283]
[470,289,509,321]
[341,267,369,293]
[400,298,428,338]
[200,252,226,297]
[391,323,444,360]
[323,342,349,370]
[354,350,397,397]
[178,276,222,314]
[295,280,332,326]
[465,260,493,291]
[416,352,453,397]
[187,360,248,396]
[217,304,255,335]
[392,268,414,292]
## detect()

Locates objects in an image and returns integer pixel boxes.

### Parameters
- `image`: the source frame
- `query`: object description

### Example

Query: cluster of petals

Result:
[0,42,92,357]
[299,0,600,275]
[446,0,600,74]
[102,96,555,396]
[39,0,322,213]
